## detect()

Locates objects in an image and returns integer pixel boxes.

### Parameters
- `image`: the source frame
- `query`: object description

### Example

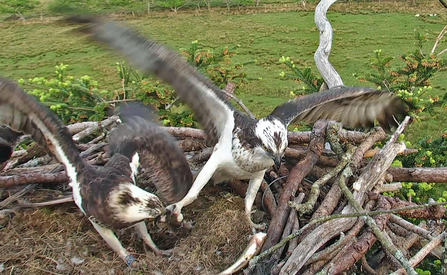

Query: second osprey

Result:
[65,16,409,231]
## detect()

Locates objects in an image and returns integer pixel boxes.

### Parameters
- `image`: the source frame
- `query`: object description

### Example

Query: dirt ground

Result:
[0,183,253,275]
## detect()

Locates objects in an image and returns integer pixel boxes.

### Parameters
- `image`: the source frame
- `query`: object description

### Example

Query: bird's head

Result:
[254,117,288,167]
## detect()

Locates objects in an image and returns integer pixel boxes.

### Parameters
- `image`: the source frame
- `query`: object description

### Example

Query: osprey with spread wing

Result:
[0,78,192,266]
[63,16,409,231]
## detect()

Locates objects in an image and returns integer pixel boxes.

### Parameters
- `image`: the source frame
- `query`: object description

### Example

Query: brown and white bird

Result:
[0,77,193,266]
[62,16,409,232]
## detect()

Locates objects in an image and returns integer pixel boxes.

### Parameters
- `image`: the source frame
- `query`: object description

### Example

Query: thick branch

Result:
[387,167,447,183]
[72,116,120,142]
[314,0,344,87]
[262,121,326,252]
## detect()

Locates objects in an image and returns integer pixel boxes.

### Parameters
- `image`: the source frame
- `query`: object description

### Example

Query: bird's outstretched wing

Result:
[63,15,234,146]
[0,77,83,170]
[109,103,193,204]
[269,86,409,132]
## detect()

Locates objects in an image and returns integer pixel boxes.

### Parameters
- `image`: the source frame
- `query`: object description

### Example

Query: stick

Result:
[262,120,326,252]
[389,232,447,275]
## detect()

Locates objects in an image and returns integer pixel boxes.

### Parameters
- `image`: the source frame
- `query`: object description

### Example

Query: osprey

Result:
[64,16,409,231]
[0,78,193,266]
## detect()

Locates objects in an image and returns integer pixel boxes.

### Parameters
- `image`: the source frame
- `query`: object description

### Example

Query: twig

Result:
[289,144,355,215]
[221,89,256,119]
[72,115,120,142]
[442,235,447,274]
[165,96,180,110]
[389,214,434,240]
[431,25,447,54]
[0,184,37,209]
[324,193,392,274]
[11,195,74,209]
[246,201,447,274]
[389,232,447,275]
[361,255,378,275]
[338,167,417,275]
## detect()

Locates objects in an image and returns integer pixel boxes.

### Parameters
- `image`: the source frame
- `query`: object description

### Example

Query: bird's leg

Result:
[245,170,267,233]
[90,221,138,268]
[134,221,172,256]
[164,152,221,223]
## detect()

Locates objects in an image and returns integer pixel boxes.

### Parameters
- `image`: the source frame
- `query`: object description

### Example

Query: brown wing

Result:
[0,77,84,170]
[62,16,234,147]
[270,86,409,132]
[109,103,193,204]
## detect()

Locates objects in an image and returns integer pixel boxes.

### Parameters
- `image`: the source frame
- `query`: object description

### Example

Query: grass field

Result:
[0,1,446,142]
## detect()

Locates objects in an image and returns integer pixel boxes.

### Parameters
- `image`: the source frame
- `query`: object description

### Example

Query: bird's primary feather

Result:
[62,15,233,147]
[270,86,409,132]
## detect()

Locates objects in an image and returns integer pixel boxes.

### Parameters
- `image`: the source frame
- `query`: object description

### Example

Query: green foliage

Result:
[416,259,443,275]
[278,56,323,94]
[399,132,447,168]
[114,61,194,127]
[0,0,39,14]
[17,63,193,127]
[180,40,255,89]
[355,33,447,119]
[19,64,109,123]
[358,43,446,93]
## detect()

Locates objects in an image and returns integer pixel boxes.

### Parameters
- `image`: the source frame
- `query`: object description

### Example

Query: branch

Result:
[431,25,447,54]
[353,116,411,192]
[262,120,326,252]
[72,116,120,142]
[389,232,447,275]
[387,167,447,183]
[314,0,344,88]
[246,201,447,274]
[289,144,355,215]
[337,167,417,275]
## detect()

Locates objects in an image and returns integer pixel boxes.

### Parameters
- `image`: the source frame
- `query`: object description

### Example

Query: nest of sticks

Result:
[0,114,446,275]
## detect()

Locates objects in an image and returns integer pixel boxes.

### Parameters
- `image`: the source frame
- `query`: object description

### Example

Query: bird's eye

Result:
[263,144,268,151]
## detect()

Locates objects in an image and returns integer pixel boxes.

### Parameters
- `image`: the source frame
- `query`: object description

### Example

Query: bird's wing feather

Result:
[269,86,409,132]
[0,77,83,170]
[63,16,234,146]
[109,103,193,204]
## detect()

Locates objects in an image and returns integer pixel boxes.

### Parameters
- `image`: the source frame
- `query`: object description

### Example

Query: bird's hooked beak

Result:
[273,155,282,168]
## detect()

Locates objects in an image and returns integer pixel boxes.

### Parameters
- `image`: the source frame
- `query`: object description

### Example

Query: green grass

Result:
[0,7,446,142]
